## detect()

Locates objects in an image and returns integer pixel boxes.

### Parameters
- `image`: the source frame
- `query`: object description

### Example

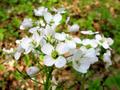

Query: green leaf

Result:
[0,28,5,41]
[13,71,22,80]
[104,72,120,89]
[88,79,102,90]
[0,64,5,70]
[24,55,30,66]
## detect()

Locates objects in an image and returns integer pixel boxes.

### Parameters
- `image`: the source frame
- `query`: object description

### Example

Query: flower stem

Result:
[44,67,53,90]
[80,74,85,90]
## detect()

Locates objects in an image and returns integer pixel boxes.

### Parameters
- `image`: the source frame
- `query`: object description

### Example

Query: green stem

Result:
[44,67,53,90]
[80,74,85,90]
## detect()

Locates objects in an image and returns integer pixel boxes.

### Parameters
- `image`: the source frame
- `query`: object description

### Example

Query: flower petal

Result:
[34,7,47,16]
[14,52,21,60]
[44,12,52,24]
[73,37,81,44]
[81,30,99,35]
[26,66,39,76]
[77,64,90,73]
[41,43,54,55]
[53,13,62,25]
[44,55,55,66]
[55,33,66,41]
[56,43,69,54]
[55,56,66,68]
[107,38,114,45]
[102,42,109,49]
[21,37,32,49]
[67,40,76,49]
[20,18,32,30]
[103,50,112,67]
[69,24,79,32]
[95,34,102,40]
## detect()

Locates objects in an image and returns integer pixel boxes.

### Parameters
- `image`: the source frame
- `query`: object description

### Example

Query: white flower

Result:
[103,50,112,68]
[66,17,70,24]
[82,39,98,48]
[107,38,114,46]
[53,13,62,25]
[26,66,39,76]
[41,43,67,68]
[20,37,33,54]
[66,40,76,49]
[52,7,66,14]
[41,43,54,55]
[64,35,81,49]
[68,46,98,73]
[56,43,70,54]
[42,24,55,36]
[29,27,40,33]
[34,7,47,16]
[55,33,81,49]
[44,55,66,68]
[95,34,114,49]
[20,18,32,30]
[81,30,99,35]
[14,46,24,60]
[31,32,44,47]
[73,37,82,44]
[39,19,45,27]
[44,12,53,24]
[3,48,14,54]
[44,12,62,25]
[68,24,79,32]
[14,52,21,60]
[54,32,66,41]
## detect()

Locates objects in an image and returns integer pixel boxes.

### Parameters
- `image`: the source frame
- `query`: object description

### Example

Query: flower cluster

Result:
[14,7,113,74]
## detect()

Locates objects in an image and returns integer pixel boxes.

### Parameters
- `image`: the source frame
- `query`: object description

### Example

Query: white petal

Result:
[82,39,91,46]
[20,25,25,30]
[69,24,79,32]
[82,39,98,48]
[14,52,21,60]
[44,12,52,24]
[103,50,112,67]
[41,43,54,55]
[72,57,90,73]
[24,47,33,54]
[20,18,32,30]
[40,38,46,46]
[52,7,66,14]
[102,42,109,49]
[66,17,70,24]
[54,33,66,41]
[32,33,43,47]
[43,24,55,36]
[29,27,39,33]
[107,38,114,45]
[26,66,39,76]
[77,64,90,73]
[81,30,99,35]
[21,37,32,49]
[56,43,69,54]
[3,48,14,54]
[80,46,87,52]
[53,13,62,25]
[73,37,81,44]
[34,7,47,16]
[90,39,98,48]
[44,55,55,66]
[66,41,76,49]
[95,34,102,40]
[55,56,66,68]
